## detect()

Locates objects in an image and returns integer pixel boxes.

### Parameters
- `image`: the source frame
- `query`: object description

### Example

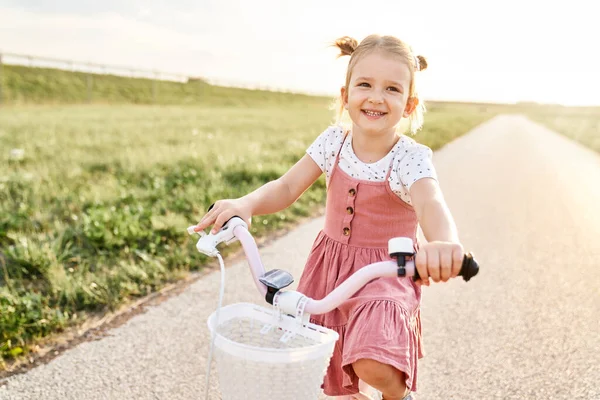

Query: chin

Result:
[356,127,389,138]
[357,121,396,135]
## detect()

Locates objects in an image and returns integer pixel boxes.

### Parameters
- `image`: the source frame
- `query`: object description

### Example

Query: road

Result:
[1,115,598,400]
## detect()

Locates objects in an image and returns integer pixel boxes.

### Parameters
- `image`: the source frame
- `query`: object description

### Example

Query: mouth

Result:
[361,109,387,119]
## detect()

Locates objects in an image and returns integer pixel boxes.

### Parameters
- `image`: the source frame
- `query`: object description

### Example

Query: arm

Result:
[409,178,459,243]
[409,178,463,283]
[243,154,323,215]
[195,154,322,232]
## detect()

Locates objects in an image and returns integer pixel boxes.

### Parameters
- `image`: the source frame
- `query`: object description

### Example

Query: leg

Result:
[352,359,410,400]
[330,394,374,400]
[357,379,382,399]
[329,381,379,400]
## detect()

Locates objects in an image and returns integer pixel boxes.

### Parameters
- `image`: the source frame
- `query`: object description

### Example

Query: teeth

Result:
[364,110,384,116]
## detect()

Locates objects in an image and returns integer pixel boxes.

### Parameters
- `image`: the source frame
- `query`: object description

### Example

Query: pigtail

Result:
[334,36,358,58]
[408,54,427,134]
[416,55,428,71]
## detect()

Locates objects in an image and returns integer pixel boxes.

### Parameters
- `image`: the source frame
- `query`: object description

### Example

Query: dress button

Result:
[346,207,354,215]
[348,188,356,196]
[343,227,350,236]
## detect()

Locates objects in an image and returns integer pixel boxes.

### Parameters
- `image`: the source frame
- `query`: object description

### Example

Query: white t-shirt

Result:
[306,125,438,205]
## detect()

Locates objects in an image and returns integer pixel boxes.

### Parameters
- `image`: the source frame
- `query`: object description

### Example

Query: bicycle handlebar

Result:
[189,217,479,317]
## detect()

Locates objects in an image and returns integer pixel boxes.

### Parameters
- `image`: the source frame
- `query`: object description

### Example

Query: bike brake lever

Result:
[188,217,248,257]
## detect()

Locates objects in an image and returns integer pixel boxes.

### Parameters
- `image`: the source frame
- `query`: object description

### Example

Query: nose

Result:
[368,96,383,104]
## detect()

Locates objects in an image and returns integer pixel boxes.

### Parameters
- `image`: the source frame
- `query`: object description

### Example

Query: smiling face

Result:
[341,51,417,138]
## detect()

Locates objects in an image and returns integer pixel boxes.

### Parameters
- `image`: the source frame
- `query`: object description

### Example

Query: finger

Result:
[451,245,464,278]
[212,211,233,233]
[428,247,441,283]
[195,214,215,232]
[440,249,452,282]
[196,202,223,231]
[200,201,220,222]
[195,209,217,231]
[194,213,211,231]
[415,250,428,284]
[203,202,221,222]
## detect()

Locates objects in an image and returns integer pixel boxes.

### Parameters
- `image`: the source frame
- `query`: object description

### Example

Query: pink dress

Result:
[296,141,424,397]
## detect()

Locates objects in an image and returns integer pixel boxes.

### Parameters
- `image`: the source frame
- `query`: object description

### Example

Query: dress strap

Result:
[327,129,349,187]
[384,140,399,181]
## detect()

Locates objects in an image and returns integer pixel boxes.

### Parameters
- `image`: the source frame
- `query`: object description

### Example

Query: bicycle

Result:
[188,216,479,400]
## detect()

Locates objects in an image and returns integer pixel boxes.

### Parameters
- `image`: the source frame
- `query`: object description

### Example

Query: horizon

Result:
[1,0,599,106]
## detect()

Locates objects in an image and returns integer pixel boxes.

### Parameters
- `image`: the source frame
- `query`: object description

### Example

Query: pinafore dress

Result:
[296,136,424,397]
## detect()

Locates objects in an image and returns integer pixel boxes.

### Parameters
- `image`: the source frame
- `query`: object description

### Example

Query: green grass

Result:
[0,64,598,367]
[520,104,600,153]
[1,64,323,106]
[0,102,331,363]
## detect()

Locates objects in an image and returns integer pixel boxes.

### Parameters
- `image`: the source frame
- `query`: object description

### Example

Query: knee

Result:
[352,359,404,390]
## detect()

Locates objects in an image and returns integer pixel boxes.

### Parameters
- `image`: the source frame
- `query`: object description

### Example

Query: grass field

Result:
[523,105,600,154]
[0,65,598,367]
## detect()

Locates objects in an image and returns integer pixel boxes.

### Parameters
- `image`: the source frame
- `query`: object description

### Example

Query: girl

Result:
[195,35,464,400]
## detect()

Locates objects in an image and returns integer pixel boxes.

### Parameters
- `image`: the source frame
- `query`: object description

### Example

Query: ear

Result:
[403,97,419,117]
[340,86,348,109]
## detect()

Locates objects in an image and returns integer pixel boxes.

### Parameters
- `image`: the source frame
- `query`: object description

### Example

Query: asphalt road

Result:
[1,115,598,400]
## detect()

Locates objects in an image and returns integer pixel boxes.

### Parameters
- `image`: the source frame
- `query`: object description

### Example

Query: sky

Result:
[1,0,599,105]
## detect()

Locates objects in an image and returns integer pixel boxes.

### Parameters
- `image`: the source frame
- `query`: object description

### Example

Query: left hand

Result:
[414,241,464,286]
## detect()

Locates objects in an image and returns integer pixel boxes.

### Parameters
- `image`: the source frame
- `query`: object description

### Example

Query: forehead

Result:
[351,51,411,83]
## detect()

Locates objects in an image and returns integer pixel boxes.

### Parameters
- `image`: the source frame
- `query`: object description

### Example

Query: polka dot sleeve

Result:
[390,142,438,205]
[397,143,437,189]
[306,125,345,181]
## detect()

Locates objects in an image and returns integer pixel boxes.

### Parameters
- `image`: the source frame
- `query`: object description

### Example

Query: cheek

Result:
[396,96,409,110]
[348,92,367,107]
[349,99,365,113]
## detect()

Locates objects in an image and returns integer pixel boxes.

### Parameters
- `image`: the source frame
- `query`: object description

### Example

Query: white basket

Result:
[207,302,339,400]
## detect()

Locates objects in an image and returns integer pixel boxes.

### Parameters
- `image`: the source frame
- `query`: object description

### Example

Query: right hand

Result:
[194,199,252,234]
[414,241,464,286]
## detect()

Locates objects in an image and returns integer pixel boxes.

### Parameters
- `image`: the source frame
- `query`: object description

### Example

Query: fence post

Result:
[0,53,3,105]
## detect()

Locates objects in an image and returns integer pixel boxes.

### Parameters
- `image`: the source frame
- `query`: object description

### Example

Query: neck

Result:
[351,126,399,163]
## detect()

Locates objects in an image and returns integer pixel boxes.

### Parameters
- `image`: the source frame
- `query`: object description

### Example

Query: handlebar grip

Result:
[459,253,479,282]
[413,252,479,282]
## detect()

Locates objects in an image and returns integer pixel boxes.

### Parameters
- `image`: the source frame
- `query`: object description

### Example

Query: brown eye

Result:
[387,86,400,92]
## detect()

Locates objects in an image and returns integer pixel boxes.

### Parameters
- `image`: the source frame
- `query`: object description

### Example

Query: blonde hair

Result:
[333,35,428,135]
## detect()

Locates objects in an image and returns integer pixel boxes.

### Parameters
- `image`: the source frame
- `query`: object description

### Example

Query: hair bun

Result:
[416,55,428,71]
[334,36,358,58]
